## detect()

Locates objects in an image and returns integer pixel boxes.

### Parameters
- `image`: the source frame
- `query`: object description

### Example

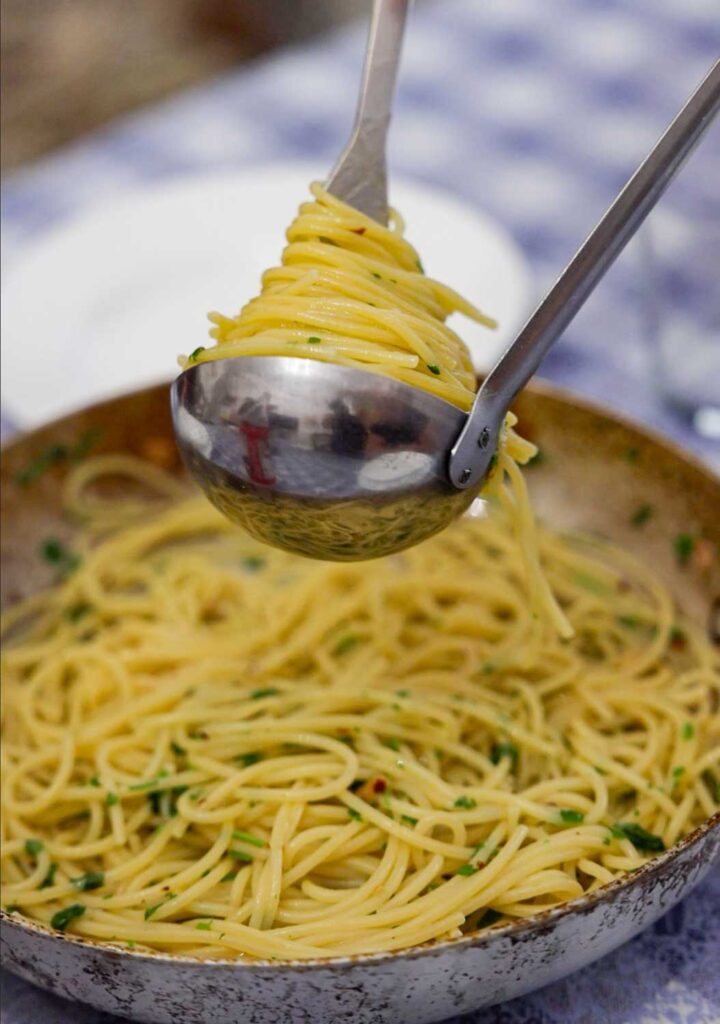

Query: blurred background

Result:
[1,0,369,171]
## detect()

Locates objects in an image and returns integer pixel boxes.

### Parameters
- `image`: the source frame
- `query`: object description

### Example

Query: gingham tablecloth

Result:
[1,1,719,1021]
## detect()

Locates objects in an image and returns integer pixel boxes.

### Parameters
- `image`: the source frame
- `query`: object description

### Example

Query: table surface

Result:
[1,0,719,1021]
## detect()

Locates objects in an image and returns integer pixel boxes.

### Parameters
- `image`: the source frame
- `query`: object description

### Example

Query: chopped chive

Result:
[236,751,262,767]
[490,742,519,768]
[673,533,695,565]
[241,556,265,572]
[71,871,104,892]
[51,904,86,931]
[618,614,641,629]
[332,634,361,656]
[231,830,265,848]
[306,336,322,344]
[40,862,58,889]
[453,795,477,810]
[228,849,253,862]
[128,771,168,792]
[250,688,280,700]
[630,504,653,527]
[573,573,607,594]
[65,601,93,622]
[347,808,363,822]
[477,908,502,927]
[456,863,477,876]
[427,364,441,375]
[24,839,44,857]
[558,809,585,825]
[39,538,81,575]
[681,721,694,741]
[188,346,206,362]
[611,822,664,852]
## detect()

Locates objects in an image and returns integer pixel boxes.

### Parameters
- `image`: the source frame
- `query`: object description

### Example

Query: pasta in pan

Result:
[2,457,718,959]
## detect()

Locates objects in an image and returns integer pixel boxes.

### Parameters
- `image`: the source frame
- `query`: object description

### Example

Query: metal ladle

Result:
[171,0,719,561]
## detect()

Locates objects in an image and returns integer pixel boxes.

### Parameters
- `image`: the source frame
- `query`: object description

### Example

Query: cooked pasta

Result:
[2,457,718,959]
[182,183,493,412]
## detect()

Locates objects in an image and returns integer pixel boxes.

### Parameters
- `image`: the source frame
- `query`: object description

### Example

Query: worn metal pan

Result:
[1,379,718,1024]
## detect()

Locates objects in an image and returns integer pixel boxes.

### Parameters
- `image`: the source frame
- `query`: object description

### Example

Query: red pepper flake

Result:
[351,227,366,235]
[373,777,387,794]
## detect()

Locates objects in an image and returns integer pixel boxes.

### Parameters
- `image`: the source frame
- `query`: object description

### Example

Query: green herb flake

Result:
[221,871,237,883]
[673,533,695,565]
[170,741,186,757]
[453,795,477,810]
[617,614,642,629]
[385,738,401,752]
[232,830,266,848]
[105,792,119,807]
[128,771,168,792]
[681,721,695,741]
[241,556,265,572]
[306,336,322,344]
[332,634,361,657]
[573,573,607,595]
[400,815,418,827]
[478,908,503,927]
[196,920,213,930]
[71,871,105,892]
[51,903,86,931]
[24,838,44,857]
[490,742,519,768]
[144,902,164,920]
[427,364,441,375]
[672,766,685,780]
[631,504,653,527]
[250,688,280,700]
[39,538,81,575]
[228,849,253,862]
[593,765,607,775]
[188,346,206,363]
[236,751,262,767]
[65,601,93,622]
[40,862,59,889]
[558,809,585,825]
[611,822,665,851]
[456,863,477,876]
[395,689,411,698]
[347,808,363,822]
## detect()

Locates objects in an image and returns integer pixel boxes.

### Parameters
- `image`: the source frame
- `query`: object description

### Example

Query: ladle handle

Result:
[325,0,411,224]
[449,59,720,490]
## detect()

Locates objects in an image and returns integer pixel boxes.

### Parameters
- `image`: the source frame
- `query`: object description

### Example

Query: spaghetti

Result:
[2,457,718,959]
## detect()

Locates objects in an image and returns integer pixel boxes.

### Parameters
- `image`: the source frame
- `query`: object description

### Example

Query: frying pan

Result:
[1,380,718,1024]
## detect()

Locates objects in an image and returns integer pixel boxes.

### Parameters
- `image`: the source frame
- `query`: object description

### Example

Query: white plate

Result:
[1,164,533,428]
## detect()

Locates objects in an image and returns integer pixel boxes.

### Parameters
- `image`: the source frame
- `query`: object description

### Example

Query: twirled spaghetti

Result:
[182,183,492,411]
[2,457,718,959]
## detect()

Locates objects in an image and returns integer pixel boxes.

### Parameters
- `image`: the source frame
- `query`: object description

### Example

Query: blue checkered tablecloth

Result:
[1,1,719,1022]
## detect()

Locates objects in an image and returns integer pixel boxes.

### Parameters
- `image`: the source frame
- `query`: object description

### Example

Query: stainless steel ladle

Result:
[171,0,719,561]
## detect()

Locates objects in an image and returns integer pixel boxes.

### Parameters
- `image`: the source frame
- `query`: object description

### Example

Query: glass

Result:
[643,134,720,439]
